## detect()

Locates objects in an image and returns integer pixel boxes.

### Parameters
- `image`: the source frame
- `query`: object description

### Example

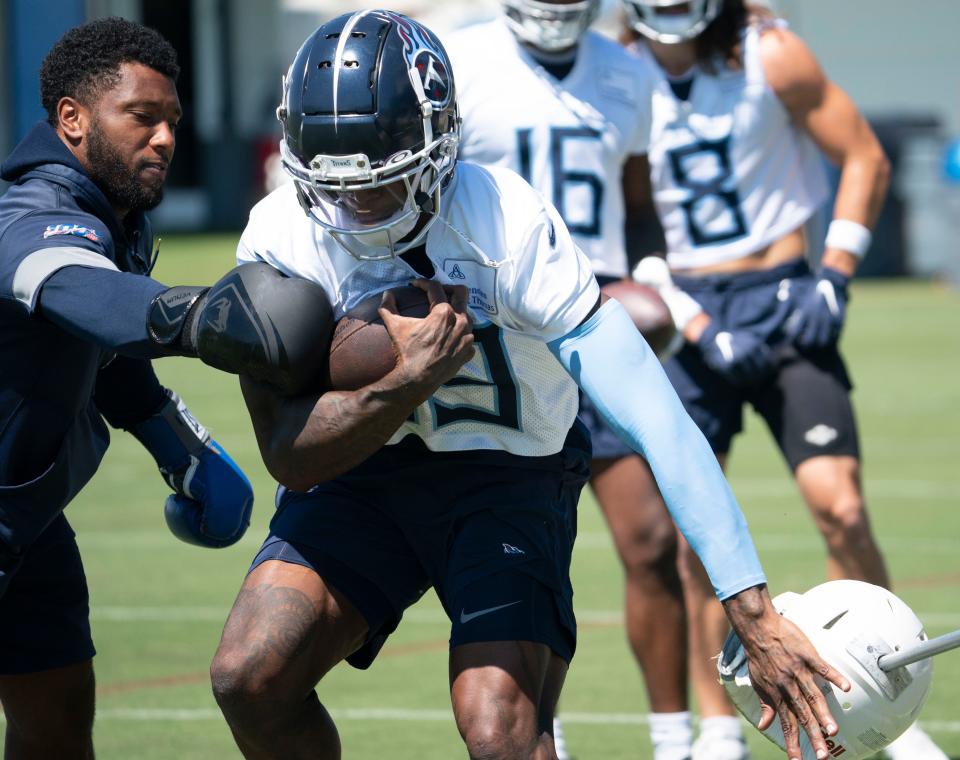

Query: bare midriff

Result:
[671,225,807,276]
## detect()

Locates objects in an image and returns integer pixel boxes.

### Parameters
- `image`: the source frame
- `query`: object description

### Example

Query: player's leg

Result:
[577,389,690,759]
[592,455,687,712]
[211,478,429,759]
[759,350,946,759]
[663,335,751,760]
[541,653,568,757]
[754,346,889,587]
[794,454,889,585]
[676,520,750,760]
[442,426,589,759]
[0,662,96,760]
[210,558,368,759]
[0,516,97,760]
[450,640,555,760]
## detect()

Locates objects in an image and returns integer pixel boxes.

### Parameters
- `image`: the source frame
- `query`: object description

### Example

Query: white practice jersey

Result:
[629,22,828,269]
[448,20,652,278]
[237,162,599,458]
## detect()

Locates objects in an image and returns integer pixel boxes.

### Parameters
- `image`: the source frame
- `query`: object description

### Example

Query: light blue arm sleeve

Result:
[548,299,766,600]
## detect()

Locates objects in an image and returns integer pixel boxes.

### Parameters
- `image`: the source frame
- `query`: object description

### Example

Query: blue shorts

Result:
[251,423,591,669]
[0,514,95,674]
[664,259,859,469]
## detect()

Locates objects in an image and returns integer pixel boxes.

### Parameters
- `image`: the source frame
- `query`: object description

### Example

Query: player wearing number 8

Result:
[622,1,945,759]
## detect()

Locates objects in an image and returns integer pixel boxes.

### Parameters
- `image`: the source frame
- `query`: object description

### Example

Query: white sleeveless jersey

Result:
[237,162,599,457]
[628,23,828,269]
[448,20,652,278]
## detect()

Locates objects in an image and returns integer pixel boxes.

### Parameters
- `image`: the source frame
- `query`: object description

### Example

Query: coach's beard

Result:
[86,126,165,214]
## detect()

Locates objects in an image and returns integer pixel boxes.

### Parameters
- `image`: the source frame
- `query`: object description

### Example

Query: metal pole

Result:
[877,629,960,672]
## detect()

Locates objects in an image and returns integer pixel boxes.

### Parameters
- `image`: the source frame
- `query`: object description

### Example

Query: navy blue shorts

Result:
[0,514,95,674]
[250,423,591,669]
[664,259,860,469]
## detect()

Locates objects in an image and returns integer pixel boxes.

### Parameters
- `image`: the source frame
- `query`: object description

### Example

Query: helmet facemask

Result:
[281,111,459,261]
[623,0,722,44]
[502,0,601,52]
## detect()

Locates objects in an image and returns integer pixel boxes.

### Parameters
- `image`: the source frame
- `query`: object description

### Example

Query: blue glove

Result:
[697,322,776,388]
[131,390,253,548]
[786,267,850,350]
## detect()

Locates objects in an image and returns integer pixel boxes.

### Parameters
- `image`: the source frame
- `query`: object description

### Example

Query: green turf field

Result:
[4,234,958,758]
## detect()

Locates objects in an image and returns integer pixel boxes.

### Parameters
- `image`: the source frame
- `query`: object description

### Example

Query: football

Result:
[326,285,432,391]
[601,280,677,357]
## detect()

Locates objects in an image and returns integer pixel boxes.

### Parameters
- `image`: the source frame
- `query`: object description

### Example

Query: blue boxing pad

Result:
[163,440,252,547]
[132,390,253,547]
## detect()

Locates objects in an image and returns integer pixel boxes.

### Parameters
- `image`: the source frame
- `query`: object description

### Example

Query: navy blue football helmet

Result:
[278,10,460,260]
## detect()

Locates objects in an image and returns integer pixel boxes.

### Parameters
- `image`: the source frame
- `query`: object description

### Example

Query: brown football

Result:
[325,285,431,391]
[601,280,677,357]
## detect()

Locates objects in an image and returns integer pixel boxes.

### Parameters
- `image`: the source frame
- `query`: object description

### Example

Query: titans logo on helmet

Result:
[377,10,453,109]
[414,52,450,108]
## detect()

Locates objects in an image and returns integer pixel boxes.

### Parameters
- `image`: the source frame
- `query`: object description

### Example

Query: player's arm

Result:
[764,27,891,352]
[240,280,474,491]
[763,27,889,277]
[547,298,850,759]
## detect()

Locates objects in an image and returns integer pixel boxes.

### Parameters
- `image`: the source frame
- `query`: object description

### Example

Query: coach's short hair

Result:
[40,17,180,126]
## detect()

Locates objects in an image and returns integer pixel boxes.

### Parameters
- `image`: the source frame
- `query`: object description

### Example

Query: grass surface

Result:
[4,235,958,758]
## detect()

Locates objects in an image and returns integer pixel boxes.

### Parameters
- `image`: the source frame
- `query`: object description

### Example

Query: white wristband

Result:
[824,219,872,259]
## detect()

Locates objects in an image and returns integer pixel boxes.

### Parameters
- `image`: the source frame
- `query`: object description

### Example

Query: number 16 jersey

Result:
[448,20,652,278]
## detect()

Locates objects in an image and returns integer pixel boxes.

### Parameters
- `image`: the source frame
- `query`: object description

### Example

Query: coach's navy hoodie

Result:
[0,121,169,573]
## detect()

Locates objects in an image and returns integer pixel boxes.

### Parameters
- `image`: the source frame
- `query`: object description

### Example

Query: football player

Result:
[447,3,691,758]
[0,18,256,756]
[621,1,946,758]
[210,11,853,760]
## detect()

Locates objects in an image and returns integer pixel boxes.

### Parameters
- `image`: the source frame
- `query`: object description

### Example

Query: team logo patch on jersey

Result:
[442,259,498,315]
[43,223,101,242]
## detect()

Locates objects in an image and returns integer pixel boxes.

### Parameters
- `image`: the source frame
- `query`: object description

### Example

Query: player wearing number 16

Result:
[210,10,851,760]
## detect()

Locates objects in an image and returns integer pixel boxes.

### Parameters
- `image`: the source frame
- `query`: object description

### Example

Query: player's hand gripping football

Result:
[723,586,852,760]
[379,279,476,404]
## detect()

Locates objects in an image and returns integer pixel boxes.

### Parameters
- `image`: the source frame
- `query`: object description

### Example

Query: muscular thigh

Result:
[216,559,369,692]
[751,345,859,471]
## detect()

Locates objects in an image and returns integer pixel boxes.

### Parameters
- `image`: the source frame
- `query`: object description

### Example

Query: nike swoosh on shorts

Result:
[459,600,522,624]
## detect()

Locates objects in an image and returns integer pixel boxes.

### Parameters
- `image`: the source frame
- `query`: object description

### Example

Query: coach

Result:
[0,18,255,757]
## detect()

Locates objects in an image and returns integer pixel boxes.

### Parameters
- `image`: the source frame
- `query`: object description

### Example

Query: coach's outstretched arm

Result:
[548,296,851,760]
[240,279,475,491]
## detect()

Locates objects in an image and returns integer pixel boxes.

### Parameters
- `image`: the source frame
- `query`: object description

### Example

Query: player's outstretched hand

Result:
[379,279,475,401]
[723,586,851,760]
[785,267,850,351]
[697,321,776,387]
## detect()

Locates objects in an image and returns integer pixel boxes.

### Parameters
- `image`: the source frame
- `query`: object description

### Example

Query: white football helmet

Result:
[718,581,933,760]
[502,0,601,51]
[622,0,722,44]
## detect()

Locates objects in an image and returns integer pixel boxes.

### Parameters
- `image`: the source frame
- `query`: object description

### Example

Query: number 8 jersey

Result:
[448,19,652,278]
[628,22,829,269]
